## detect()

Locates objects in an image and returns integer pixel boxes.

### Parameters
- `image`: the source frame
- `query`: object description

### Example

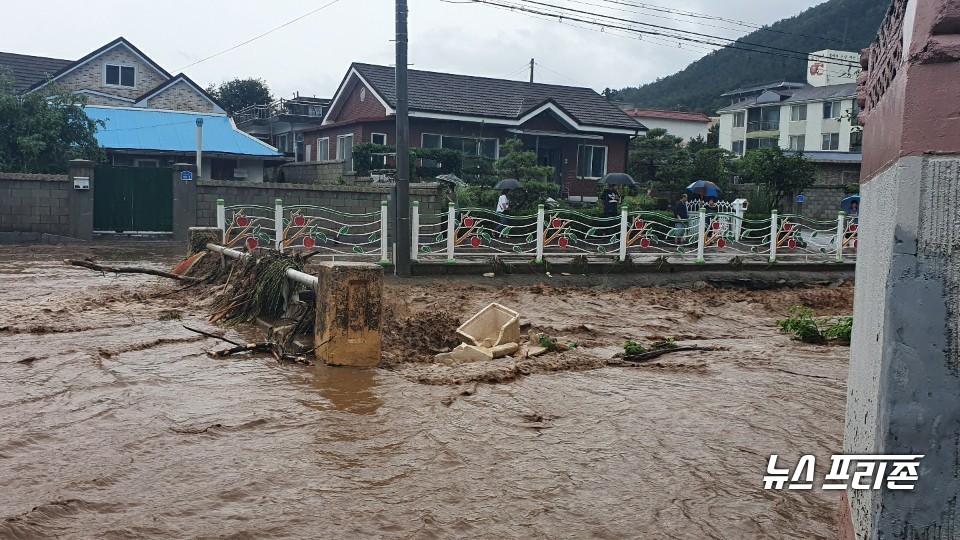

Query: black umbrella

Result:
[599,172,636,186]
[494,178,523,190]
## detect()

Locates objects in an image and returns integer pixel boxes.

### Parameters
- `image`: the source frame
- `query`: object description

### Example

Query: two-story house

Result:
[234,95,331,161]
[299,63,645,200]
[0,37,283,181]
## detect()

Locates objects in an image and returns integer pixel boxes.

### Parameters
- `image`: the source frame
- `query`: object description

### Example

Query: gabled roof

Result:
[720,81,807,98]
[135,73,225,113]
[717,83,857,113]
[0,52,73,94]
[27,37,173,93]
[625,108,711,123]
[331,63,642,133]
[84,106,281,157]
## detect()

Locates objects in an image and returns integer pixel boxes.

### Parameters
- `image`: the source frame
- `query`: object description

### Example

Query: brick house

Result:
[0,37,282,181]
[299,63,645,199]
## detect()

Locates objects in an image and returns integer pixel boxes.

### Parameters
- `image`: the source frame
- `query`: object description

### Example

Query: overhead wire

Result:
[174,0,345,72]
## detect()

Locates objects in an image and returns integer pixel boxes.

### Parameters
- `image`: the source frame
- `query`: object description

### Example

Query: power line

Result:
[500,61,534,79]
[464,0,859,68]
[174,0,345,72]
[534,61,589,87]
[594,0,849,45]
[513,0,857,66]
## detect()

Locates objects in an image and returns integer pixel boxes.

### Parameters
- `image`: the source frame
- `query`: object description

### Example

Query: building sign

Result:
[807,49,861,87]
[180,170,193,181]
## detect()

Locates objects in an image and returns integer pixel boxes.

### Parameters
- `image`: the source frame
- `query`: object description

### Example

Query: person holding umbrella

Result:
[493,178,522,230]
[673,194,689,239]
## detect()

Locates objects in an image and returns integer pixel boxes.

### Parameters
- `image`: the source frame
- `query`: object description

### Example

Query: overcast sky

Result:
[1,0,826,99]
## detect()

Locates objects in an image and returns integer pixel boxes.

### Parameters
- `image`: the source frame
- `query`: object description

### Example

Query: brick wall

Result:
[0,173,71,235]
[196,180,445,227]
[332,80,388,123]
[52,45,167,101]
[146,80,216,113]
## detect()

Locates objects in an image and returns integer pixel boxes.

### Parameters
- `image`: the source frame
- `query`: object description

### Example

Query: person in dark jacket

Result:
[673,194,689,239]
[601,185,620,218]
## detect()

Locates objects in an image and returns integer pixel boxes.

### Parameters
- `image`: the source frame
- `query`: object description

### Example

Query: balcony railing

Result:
[234,98,325,124]
[746,120,780,132]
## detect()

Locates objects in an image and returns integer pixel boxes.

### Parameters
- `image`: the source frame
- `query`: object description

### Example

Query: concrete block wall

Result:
[196,180,445,227]
[279,161,350,184]
[0,173,72,235]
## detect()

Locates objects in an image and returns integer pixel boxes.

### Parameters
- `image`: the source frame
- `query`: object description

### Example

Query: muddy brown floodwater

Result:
[0,244,853,539]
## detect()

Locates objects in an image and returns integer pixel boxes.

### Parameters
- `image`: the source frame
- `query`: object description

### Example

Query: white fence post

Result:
[379,200,390,265]
[835,211,846,263]
[769,210,779,263]
[734,201,745,240]
[535,204,545,263]
[274,198,283,252]
[696,208,706,263]
[619,205,628,262]
[216,198,226,243]
[445,202,456,263]
[411,201,420,262]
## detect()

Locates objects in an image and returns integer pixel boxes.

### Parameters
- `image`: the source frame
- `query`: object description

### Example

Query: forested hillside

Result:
[617,0,889,114]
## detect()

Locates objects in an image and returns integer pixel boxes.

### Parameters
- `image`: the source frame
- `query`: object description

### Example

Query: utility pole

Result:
[529,58,534,83]
[195,118,203,177]
[394,0,411,277]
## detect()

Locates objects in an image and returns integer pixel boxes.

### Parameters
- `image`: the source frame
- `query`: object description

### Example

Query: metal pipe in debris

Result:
[285,268,318,288]
[206,243,248,259]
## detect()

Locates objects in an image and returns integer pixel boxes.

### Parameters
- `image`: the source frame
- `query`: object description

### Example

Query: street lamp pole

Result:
[394,0,411,277]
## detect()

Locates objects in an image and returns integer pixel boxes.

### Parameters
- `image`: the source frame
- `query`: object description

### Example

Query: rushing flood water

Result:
[0,245,850,539]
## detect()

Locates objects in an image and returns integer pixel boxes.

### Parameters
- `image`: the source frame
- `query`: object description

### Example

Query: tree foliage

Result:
[628,128,691,194]
[614,0,888,113]
[0,75,104,174]
[737,147,817,211]
[207,78,272,115]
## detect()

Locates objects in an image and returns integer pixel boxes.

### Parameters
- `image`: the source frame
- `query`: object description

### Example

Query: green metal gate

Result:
[93,165,173,232]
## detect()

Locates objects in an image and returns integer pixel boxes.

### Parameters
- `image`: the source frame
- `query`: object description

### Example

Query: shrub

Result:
[776,306,853,344]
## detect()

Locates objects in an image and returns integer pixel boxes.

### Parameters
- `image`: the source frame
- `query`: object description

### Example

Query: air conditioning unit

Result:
[233,168,248,179]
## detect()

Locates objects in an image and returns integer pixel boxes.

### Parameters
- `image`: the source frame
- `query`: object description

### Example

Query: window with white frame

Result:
[105,64,135,87]
[790,104,807,122]
[275,133,288,153]
[731,140,744,156]
[420,133,498,159]
[789,135,806,151]
[317,138,330,160]
[337,134,354,170]
[821,132,840,150]
[371,133,387,168]
[823,101,842,119]
[577,145,607,178]
[732,112,745,128]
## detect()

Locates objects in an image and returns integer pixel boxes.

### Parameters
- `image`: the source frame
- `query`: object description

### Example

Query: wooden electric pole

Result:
[529,58,534,83]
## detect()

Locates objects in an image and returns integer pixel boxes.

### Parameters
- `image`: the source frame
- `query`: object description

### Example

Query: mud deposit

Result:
[1,244,852,539]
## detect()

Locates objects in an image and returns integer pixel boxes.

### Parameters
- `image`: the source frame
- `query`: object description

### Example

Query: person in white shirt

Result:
[496,190,510,229]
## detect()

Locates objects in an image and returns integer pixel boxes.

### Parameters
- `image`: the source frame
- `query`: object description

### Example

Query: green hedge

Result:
[351,142,464,178]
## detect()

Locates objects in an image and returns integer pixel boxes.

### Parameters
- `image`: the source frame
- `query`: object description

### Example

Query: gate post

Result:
[171,163,198,242]
[67,159,94,241]
[411,201,420,261]
[274,198,283,252]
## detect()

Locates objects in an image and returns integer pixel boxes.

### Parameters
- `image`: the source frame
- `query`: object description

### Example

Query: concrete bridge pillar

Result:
[841,1,960,538]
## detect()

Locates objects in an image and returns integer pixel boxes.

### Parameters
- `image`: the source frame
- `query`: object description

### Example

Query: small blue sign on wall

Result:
[796,194,806,203]
[181,171,194,181]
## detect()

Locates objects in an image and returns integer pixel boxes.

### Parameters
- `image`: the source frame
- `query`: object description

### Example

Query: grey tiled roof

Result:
[0,52,73,94]
[716,83,857,113]
[352,63,642,131]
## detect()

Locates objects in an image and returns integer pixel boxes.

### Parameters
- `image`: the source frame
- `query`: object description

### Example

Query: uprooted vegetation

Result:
[776,306,853,344]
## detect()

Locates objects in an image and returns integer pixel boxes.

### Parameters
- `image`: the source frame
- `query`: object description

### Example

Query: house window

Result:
[275,133,288,153]
[337,134,354,170]
[790,105,807,122]
[577,145,607,178]
[421,133,499,160]
[746,137,779,150]
[788,135,805,151]
[308,106,324,117]
[732,112,745,128]
[821,133,840,150]
[850,130,863,152]
[731,140,744,156]
[317,138,330,160]
[105,64,135,87]
[371,133,387,168]
[823,101,842,119]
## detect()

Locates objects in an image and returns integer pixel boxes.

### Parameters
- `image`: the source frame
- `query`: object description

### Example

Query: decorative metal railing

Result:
[215,199,857,265]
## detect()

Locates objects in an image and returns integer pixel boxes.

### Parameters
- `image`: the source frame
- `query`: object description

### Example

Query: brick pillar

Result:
[172,163,198,242]
[67,159,94,241]
[841,1,960,538]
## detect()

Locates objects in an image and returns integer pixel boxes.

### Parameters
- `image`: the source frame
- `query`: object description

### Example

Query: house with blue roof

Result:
[1,37,284,181]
